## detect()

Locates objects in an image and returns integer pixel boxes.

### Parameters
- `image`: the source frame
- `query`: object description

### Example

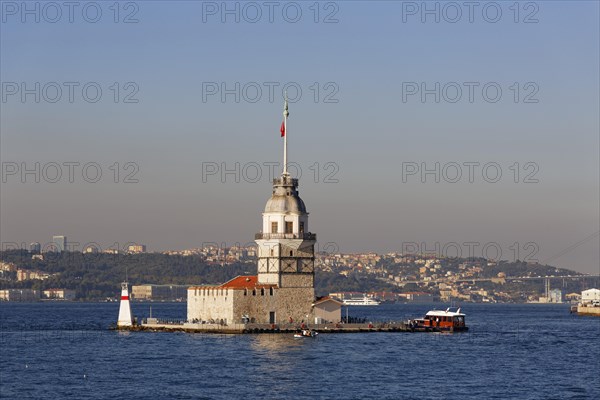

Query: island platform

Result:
[114,320,467,334]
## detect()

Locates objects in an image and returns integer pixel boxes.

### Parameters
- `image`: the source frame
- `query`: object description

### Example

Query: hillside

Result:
[0,250,397,299]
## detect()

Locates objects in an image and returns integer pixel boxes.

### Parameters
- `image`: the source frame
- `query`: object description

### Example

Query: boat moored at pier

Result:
[410,307,468,332]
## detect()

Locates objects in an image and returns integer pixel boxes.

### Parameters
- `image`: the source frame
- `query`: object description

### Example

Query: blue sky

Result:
[1,1,599,273]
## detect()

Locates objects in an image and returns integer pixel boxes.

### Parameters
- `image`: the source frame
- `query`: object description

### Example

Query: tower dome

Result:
[264,176,307,214]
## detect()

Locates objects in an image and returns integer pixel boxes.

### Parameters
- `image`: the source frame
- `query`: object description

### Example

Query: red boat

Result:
[410,307,468,332]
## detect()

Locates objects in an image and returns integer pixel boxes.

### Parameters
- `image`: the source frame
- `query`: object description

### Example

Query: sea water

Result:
[1,302,598,399]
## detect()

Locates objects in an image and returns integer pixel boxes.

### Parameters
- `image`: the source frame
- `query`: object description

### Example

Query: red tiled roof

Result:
[220,275,277,289]
[188,275,277,290]
[221,275,259,288]
[314,295,343,305]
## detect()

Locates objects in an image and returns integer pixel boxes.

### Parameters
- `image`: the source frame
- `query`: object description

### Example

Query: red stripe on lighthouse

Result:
[121,296,129,300]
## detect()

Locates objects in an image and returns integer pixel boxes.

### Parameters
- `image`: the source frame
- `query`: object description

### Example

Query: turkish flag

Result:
[280,121,285,137]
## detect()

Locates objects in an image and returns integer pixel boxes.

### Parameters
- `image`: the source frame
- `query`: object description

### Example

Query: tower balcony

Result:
[255,232,316,241]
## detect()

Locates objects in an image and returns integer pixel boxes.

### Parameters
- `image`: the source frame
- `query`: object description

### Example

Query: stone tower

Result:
[254,95,316,321]
[255,174,316,288]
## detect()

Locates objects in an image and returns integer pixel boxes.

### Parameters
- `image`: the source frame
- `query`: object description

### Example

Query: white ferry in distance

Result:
[342,295,380,306]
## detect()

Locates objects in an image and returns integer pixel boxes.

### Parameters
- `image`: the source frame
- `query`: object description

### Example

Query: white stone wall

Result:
[187,287,234,324]
[188,286,316,325]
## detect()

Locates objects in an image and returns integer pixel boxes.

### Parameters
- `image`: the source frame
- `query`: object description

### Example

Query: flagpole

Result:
[283,92,289,176]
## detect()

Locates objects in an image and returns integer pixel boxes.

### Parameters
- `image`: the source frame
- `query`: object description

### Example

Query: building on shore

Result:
[548,288,563,303]
[565,292,581,302]
[0,289,40,301]
[313,296,343,323]
[581,288,600,304]
[131,284,188,301]
[187,99,341,325]
[42,289,76,300]
[399,292,434,303]
[576,288,600,316]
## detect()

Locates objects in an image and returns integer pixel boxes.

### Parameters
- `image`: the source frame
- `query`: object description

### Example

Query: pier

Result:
[116,320,465,334]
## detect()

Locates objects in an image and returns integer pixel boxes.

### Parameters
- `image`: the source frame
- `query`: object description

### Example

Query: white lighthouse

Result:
[117,282,134,327]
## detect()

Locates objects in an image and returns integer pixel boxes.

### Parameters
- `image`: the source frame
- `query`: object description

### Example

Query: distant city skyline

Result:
[1,2,598,274]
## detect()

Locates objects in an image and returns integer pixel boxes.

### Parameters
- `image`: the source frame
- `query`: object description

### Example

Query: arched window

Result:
[244,289,247,296]
[269,287,274,296]
[289,250,293,256]
[252,289,256,296]
[261,288,265,296]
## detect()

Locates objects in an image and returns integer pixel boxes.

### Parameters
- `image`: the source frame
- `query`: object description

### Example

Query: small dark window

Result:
[299,222,305,234]
[271,222,278,234]
[269,287,274,296]
[261,288,265,296]
[285,221,293,234]
[290,250,293,257]
[252,289,256,296]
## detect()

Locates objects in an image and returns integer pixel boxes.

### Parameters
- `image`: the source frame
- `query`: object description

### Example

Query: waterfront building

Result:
[0,289,40,301]
[43,289,76,300]
[399,292,434,303]
[581,288,600,303]
[187,99,341,325]
[313,296,343,323]
[565,292,581,302]
[548,288,563,303]
[131,284,188,301]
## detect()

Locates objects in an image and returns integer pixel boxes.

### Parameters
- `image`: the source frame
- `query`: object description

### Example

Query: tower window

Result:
[252,289,256,296]
[260,288,265,296]
[290,250,293,257]
[271,222,278,233]
[285,221,293,234]
[299,222,305,233]
[269,287,274,296]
